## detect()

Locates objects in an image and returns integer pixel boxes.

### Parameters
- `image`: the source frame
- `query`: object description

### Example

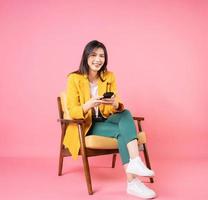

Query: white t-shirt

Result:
[89,82,99,118]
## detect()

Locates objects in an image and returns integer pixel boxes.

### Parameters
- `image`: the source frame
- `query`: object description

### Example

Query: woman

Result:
[63,40,156,199]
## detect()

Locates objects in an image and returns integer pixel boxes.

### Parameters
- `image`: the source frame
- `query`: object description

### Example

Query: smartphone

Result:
[102,92,114,99]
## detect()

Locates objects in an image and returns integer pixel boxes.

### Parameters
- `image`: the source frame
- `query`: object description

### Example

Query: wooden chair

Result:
[57,95,154,195]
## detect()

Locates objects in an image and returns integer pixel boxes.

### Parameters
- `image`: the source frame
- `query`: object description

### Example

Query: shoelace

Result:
[137,158,151,170]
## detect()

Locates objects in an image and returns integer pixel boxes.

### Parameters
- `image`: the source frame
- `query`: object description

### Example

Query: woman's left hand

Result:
[101,95,119,109]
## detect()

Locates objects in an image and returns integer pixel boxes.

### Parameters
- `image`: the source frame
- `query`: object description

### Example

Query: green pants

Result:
[88,110,137,164]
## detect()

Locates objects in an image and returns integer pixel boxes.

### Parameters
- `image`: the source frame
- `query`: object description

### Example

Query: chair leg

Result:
[143,144,154,183]
[112,154,117,168]
[81,154,93,195]
[58,154,64,176]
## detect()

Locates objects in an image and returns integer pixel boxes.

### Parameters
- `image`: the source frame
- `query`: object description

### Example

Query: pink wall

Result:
[0,0,207,159]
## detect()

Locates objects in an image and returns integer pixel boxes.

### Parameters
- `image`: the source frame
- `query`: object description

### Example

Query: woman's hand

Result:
[101,95,119,109]
[82,95,119,114]
[82,96,104,114]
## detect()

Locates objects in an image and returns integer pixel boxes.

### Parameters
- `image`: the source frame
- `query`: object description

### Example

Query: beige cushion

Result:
[85,131,146,149]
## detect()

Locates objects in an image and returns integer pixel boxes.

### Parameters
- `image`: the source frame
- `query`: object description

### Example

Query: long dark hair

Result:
[73,40,108,81]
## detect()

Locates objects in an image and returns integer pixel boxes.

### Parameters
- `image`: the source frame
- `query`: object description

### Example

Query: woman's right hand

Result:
[82,96,103,114]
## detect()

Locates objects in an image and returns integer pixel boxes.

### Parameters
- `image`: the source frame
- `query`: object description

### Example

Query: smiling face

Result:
[87,47,105,73]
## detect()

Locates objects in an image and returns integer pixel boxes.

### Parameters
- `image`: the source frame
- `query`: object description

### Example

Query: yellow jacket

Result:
[63,71,124,159]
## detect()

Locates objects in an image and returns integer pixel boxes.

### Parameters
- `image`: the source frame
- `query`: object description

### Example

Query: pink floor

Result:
[1,156,207,200]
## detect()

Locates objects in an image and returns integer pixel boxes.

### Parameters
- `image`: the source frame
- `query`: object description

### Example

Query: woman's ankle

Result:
[126,174,136,182]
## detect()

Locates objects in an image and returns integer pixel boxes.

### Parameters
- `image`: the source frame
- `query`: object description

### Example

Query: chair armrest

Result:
[57,119,85,125]
[57,118,85,147]
[133,117,144,121]
[133,116,144,132]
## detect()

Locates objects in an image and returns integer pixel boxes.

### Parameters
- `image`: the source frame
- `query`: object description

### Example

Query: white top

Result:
[89,82,99,118]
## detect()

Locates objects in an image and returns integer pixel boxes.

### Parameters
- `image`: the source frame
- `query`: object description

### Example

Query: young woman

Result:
[63,40,156,199]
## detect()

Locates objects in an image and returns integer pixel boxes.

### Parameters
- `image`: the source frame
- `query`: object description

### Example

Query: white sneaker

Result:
[126,157,155,177]
[127,178,156,199]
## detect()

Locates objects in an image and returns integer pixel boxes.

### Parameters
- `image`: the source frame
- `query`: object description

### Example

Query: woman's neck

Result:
[88,71,98,83]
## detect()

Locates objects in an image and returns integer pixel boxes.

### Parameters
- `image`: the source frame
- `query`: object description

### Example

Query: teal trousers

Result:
[88,110,137,164]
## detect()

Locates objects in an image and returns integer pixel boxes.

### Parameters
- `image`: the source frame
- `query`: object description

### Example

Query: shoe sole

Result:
[126,169,155,177]
[127,189,156,199]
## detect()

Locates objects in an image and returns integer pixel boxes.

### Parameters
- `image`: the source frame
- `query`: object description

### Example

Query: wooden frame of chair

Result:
[57,97,154,195]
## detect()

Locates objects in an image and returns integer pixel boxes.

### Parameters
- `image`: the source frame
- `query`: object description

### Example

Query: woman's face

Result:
[87,47,105,73]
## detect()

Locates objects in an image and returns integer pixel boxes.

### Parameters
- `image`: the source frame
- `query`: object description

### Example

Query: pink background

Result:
[1,0,207,159]
[0,0,208,199]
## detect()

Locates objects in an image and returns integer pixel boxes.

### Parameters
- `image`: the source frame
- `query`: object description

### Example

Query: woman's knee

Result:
[120,109,133,118]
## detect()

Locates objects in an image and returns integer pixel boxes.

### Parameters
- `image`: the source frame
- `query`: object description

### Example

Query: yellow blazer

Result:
[63,71,124,159]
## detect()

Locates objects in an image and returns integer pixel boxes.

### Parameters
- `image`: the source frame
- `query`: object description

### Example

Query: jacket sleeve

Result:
[66,74,85,119]
[109,73,125,113]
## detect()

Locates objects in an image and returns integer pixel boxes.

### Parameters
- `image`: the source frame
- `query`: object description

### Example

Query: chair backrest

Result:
[57,97,64,120]
[58,91,71,120]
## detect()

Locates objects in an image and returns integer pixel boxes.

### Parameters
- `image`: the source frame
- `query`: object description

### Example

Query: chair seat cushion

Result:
[85,131,146,149]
